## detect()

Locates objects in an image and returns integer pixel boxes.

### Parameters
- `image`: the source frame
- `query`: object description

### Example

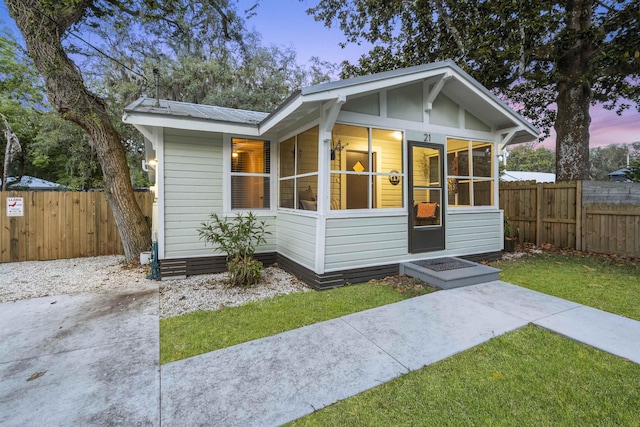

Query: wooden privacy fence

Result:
[500,181,640,257]
[1,191,154,263]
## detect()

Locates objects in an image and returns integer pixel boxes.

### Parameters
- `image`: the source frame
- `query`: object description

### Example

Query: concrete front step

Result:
[400,257,500,289]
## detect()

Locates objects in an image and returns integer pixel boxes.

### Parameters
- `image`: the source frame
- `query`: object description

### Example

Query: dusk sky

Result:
[2,0,638,149]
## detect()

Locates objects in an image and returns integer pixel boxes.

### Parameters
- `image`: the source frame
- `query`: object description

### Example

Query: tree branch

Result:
[432,0,466,57]
[102,0,184,32]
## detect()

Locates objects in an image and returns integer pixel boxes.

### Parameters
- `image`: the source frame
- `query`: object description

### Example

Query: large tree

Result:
[5,0,335,261]
[308,0,640,181]
[4,0,263,261]
[2,30,107,190]
[6,0,154,261]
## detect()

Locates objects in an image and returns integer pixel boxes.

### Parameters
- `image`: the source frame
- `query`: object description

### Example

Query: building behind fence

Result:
[500,181,640,257]
[1,191,154,263]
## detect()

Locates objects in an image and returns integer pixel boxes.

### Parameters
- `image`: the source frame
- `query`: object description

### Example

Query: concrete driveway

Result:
[0,285,159,426]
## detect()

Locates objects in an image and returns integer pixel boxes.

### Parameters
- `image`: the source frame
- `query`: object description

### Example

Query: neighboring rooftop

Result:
[501,171,556,183]
[608,167,631,182]
[1,176,67,190]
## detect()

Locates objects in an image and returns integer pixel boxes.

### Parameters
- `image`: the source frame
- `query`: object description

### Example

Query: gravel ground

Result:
[0,256,309,318]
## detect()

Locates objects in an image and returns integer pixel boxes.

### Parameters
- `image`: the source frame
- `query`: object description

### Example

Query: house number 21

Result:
[424,133,431,142]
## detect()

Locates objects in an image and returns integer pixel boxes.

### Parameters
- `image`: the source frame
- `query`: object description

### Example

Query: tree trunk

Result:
[6,0,151,262]
[554,81,591,181]
[553,0,594,181]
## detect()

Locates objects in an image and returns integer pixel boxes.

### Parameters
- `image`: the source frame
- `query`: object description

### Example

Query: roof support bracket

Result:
[425,72,453,111]
[133,125,158,149]
[322,94,347,133]
[497,126,523,153]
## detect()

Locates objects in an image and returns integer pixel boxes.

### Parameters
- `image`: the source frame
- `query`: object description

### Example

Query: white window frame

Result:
[446,138,496,209]
[277,125,320,213]
[224,135,274,214]
[329,123,405,212]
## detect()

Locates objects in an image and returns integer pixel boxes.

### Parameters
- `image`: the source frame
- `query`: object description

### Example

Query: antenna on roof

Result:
[152,69,160,107]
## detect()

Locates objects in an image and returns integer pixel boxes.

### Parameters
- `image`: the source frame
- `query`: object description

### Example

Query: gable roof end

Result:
[259,60,538,143]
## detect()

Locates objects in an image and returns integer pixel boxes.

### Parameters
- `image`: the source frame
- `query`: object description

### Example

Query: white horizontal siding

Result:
[165,216,277,257]
[324,216,407,270]
[276,213,316,269]
[163,129,222,258]
[323,210,502,271]
[446,211,502,253]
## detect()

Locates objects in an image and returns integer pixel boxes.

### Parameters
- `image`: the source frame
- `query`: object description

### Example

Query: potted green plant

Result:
[503,216,519,253]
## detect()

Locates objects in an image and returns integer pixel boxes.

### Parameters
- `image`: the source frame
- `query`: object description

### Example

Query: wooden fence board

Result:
[500,182,640,258]
[0,191,153,263]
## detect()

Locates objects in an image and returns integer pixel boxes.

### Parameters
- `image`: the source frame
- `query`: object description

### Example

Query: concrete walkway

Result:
[1,280,639,426]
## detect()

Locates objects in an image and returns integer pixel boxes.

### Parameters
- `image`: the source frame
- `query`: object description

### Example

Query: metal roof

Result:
[2,175,67,190]
[124,97,268,125]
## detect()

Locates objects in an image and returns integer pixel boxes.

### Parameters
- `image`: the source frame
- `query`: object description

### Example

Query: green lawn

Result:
[491,251,640,320]
[160,281,433,364]
[288,325,640,426]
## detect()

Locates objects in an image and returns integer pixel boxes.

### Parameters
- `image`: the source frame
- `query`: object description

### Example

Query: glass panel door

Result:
[409,142,445,253]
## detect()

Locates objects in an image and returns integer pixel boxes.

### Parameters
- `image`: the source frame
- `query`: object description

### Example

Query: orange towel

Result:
[417,202,437,219]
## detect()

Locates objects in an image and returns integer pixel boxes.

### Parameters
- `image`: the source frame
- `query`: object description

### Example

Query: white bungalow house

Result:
[123,61,538,288]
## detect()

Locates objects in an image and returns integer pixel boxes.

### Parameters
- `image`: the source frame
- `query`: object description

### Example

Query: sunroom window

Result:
[447,138,494,207]
[230,138,270,209]
[330,124,403,210]
[279,126,319,210]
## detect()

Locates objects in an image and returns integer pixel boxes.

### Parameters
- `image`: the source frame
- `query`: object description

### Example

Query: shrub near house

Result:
[198,212,270,287]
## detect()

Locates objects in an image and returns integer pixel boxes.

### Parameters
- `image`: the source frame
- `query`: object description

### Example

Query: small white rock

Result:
[0,256,310,319]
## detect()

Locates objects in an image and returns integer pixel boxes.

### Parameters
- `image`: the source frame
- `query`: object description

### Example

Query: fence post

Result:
[575,180,583,251]
[536,183,543,246]
[10,217,19,262]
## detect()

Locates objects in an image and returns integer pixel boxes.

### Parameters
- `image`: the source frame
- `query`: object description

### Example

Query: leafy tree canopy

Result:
[308,0,640,181]
[1,29,45,183]
[589,143,638,180]
[504,144,556,173]
[625,159,640,182]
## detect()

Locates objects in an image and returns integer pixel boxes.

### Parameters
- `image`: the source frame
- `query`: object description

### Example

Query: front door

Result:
[409,141,445,253]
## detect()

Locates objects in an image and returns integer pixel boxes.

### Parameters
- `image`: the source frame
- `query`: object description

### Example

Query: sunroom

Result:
[123,60,538,288]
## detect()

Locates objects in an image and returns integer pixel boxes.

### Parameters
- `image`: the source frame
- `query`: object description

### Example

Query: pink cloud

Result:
[539,104,639,150]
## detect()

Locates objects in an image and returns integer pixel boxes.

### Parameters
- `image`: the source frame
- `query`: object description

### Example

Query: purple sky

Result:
[241,0,639,149]
[2,0,638,148]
